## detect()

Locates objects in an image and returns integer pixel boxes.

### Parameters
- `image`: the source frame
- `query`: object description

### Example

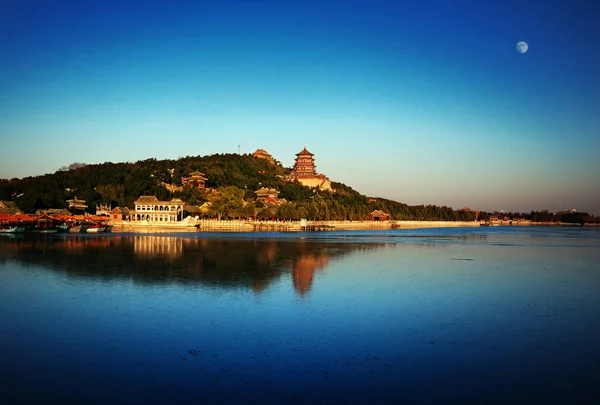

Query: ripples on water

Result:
[1,227,599,404]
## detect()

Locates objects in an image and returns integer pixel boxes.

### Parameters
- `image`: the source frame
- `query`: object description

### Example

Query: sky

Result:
[1,0,599,214]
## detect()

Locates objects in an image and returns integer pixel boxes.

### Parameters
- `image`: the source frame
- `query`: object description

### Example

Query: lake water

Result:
[1,227,600,404]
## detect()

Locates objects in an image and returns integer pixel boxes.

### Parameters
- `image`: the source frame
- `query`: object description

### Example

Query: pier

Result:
[301,222,336,232]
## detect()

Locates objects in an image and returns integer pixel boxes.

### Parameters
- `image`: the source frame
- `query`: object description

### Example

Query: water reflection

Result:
[0,234,383,296]
[2,229,600,404]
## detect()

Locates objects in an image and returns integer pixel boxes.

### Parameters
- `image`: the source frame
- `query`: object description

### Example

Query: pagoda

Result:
[289,147,332,191]
[181,170,208,190]
[66,196,88,214]
[252,149,275,165]
[254,187,285,206]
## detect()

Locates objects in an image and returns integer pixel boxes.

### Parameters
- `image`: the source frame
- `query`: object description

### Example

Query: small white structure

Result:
[96,203,111,216]
[131,196,185,222]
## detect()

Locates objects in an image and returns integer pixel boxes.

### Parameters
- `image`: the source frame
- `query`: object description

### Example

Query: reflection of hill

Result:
[0,235,384,295]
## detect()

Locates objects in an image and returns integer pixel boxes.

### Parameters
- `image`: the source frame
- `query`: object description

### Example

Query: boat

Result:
[86,224,106,233]
[103,225,113,233]
[0,226,26,233]
[69,224,89,233]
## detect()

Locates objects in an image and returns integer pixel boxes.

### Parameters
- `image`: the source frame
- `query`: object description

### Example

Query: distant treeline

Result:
[0,154,596,223]
[480,210,599,225]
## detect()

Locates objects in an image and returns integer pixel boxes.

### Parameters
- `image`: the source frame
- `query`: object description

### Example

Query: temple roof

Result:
[296,146,314,156]
[253,149,272,156]
[67,196,88,208]
[255,187,279,195]
[187,170,207,178]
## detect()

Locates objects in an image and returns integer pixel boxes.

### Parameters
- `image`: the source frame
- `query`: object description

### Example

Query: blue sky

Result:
[1,0,598,214]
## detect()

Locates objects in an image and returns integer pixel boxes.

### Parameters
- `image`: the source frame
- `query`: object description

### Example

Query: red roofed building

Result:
[254,187,286,206]
[110,207,131,221]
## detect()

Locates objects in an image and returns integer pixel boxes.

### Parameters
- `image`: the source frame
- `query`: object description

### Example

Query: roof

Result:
[0,207,23,215]
[184,205,201,213]
[253,149,272,156]
[0,201,17,209]
[296,146,314,156]
[186,170,207,178]
[370,210,389,217]
[134,196,160,203]
[261,197,285,206]
[134,196,186,205]
[38,208,71,215]
[255,187,279,195]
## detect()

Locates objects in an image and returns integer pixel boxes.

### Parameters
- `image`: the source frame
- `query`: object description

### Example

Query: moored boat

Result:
[0,226,26,233]
[86,224,106,233]
[69,224,89,233]
[37,228,58,234]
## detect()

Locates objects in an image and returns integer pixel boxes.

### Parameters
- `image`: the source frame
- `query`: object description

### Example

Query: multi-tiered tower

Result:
[289,147,332,191]
[292,147,317,178]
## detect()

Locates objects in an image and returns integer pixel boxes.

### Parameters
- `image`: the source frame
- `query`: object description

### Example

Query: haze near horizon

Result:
[1,0,598,214]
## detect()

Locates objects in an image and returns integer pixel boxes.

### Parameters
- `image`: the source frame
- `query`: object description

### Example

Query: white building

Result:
[131,196,185,222]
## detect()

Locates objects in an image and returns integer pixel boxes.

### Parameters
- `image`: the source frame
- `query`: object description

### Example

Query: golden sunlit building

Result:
[289,147,332,191]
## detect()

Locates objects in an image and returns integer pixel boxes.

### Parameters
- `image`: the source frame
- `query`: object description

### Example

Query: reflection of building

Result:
[254,187,286,206]
[253,149,275,165]
[133,236,183,257]
[291,252,330,296]
[132,196,185,222]
[289,147,332,191]
[67,197,88,213]
[181,171,208,190]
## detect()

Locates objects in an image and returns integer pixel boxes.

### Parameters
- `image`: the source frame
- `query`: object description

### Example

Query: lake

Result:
[1,227,600,404]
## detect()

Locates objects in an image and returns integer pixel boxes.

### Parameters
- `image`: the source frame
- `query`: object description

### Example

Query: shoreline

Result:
[108,219,596,233]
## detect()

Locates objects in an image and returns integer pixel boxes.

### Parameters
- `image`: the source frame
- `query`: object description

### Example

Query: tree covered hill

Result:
[1,154,287,213]
[8,153,593,223]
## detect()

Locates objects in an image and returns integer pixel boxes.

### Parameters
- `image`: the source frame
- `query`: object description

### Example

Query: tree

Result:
[206,186,245,219]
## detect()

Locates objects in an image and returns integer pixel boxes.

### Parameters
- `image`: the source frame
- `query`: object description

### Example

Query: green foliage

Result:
[6,153,581,222]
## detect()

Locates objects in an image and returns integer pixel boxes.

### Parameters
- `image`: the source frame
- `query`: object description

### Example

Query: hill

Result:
[7,153,583,223]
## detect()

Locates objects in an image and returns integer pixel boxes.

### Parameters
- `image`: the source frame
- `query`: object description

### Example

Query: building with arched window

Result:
[131,196,185,222]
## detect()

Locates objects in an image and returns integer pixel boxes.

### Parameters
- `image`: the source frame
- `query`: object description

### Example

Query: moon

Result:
[517,41,528,54]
